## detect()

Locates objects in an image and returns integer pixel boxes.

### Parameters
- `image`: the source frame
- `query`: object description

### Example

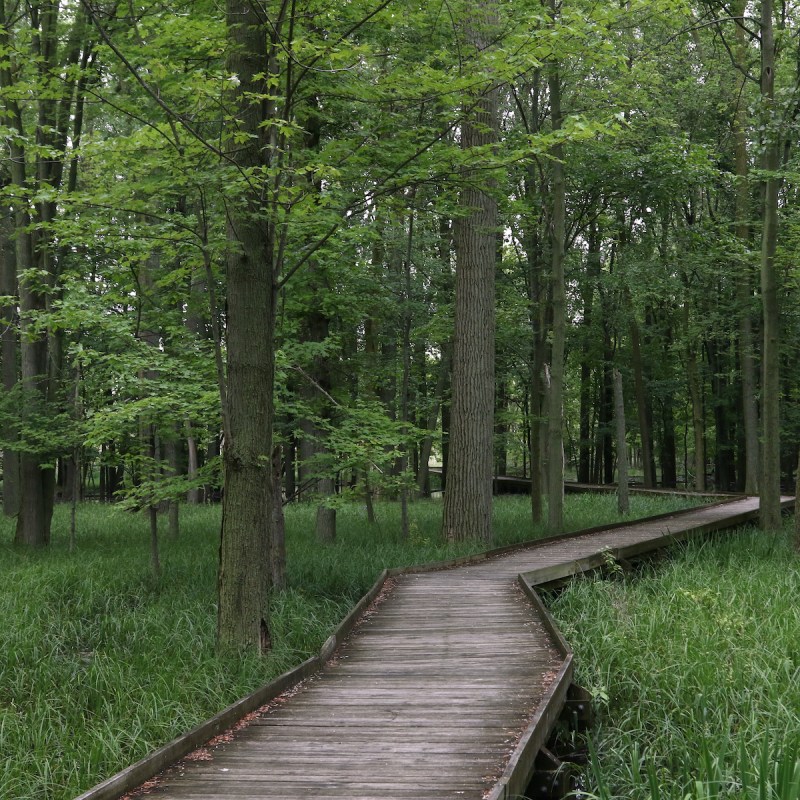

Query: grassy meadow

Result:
[0,492,791,800]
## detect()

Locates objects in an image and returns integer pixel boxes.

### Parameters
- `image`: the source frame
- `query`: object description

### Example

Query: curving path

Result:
[79,495,785,800]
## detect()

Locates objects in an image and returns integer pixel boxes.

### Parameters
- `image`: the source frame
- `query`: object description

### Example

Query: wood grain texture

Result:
[78,496,790,800]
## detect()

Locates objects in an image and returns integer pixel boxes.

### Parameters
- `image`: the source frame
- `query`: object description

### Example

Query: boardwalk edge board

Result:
[74,567,394,800]
[484,578,575,800]
[71,654,320,800]
[74,497,792,800]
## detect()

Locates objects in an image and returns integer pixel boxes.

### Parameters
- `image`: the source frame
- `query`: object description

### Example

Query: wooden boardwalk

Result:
[79,496,784,800]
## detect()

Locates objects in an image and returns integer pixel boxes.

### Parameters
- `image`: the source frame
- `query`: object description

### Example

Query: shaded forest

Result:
[2,0,800,647]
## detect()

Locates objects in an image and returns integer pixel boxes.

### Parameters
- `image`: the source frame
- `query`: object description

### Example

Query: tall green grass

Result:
[0,493,694,799]
[551,523,800,800]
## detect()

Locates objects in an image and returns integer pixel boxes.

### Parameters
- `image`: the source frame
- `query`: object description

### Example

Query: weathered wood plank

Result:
[75,497,785,800]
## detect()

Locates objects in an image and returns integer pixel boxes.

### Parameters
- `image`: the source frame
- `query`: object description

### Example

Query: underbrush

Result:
[551,523,800,800]
[0,493,695,799]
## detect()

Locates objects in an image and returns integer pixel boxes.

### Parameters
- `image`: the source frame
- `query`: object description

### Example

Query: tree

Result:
[441,0,500,544]
[0,0,93,545]
[215,0,279,652]
[758,0,782,530]
[545,0,567,533]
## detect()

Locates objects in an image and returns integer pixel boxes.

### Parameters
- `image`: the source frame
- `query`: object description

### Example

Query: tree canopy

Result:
[3,0,800,649]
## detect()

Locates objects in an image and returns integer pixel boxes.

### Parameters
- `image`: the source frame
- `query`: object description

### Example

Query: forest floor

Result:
[1,494,795,799]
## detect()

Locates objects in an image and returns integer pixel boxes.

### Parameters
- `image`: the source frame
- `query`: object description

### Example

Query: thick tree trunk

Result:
[527,253,547,521]
[217,0,276,653]
[441,3,499,544]
[759,0,782,530]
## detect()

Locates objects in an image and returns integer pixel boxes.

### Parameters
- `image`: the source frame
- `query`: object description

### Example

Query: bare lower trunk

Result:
[629,312,655,489]
[271,446,286,591]
[316,477,337,543]
[687,346,706,492]
[794,448,800,551]
[759,0,781,530]
[546,27,566,533]
[217,0,276,653]
[731,0,760,495]
[613,369,629,515]
[165,436,180,539]
[441,4,498,544]
[1,209,19,518]
[186,424,201,504]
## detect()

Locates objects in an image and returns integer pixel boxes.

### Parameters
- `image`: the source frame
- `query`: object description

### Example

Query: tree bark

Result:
[271,446,286,591]
[546,24,566,533]
[731,0,760,495]
[0,205,19,517]
[217,0,278,653]
[441,1,499,544]
[628,307,656,489]
[578,227,600,484]
[613,369,629,515]
[686,340,706,492]
[759,0,782,530]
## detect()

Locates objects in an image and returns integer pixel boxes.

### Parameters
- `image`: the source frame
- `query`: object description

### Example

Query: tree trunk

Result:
[271,446,286,591]
[628,309,656,489]
[794,446,800,551]
[731,0,760,495]
[660,391,677,489]
[578,225,600,484]
[0,207,19,517]
[441,2,499,544]
[15,209,54,546]
[165,434,180,539]
[185,423,201,504]
[759,0,782,530]
[686,341,706,492]
[148,429,161,578]
[217,0,276,653]
[613,369,629,515]
[546,27,566,533]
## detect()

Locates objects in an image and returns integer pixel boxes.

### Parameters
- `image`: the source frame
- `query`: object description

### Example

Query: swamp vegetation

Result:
[1,496,798,799]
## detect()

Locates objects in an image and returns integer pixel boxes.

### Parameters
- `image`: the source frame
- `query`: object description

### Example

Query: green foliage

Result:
[553,524,800,800]
[0,494,695,799]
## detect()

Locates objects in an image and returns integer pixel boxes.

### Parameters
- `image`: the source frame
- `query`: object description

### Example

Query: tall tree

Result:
[0,0,92,545]
[546,0,566,532]
[216,0,278,652]
[759,0,782,530]
[441,0,500,544]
